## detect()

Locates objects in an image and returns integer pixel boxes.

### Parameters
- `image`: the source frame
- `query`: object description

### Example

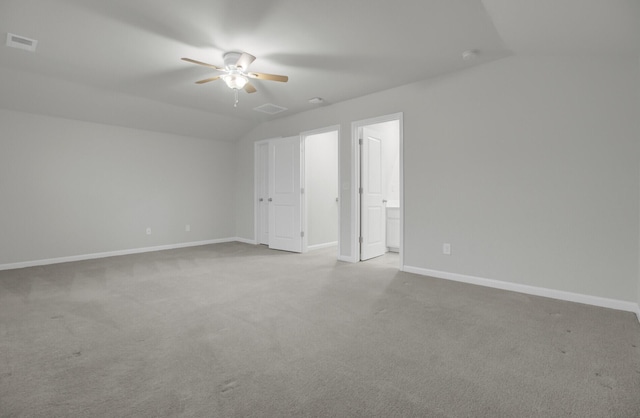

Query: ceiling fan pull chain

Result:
[234,89,239,107]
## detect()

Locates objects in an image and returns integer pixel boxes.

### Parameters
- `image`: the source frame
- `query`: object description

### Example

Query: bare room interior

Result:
[1,1,639,417]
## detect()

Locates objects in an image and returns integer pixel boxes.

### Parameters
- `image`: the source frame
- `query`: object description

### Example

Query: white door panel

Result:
[361,130,386,260]
[367,206,382,242]
[257,142,269,245]
[274,205,295,238]
[269,136,302,253]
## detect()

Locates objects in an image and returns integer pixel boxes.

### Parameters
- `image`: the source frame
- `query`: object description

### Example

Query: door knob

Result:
[259,198,264,202]
[268,198,273,202]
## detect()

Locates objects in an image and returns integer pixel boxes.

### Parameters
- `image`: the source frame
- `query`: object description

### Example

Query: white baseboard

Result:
[234,237,258,245]
[0,238,238,271]
[308,241,338,251]
[337,255,357,263]
[403,265,640,323]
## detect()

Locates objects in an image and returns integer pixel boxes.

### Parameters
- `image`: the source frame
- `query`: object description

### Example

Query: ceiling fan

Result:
[181,51,288,106]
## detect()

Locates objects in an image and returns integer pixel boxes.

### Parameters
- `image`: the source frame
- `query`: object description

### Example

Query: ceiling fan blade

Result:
[236,52,256,71]
[195,76,220,84]
[244,82,257,93]
[247,72,288,82]
[181,57,223,70]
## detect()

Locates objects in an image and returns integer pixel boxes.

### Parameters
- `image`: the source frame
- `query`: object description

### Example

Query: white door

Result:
[257,142,269,245]
[268,136,302,253]
[360,128,386,260]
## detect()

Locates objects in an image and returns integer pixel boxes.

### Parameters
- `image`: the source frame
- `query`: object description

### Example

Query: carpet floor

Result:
[1,242,639,417]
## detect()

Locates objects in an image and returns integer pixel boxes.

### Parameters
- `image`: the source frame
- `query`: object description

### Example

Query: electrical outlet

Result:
[185,224,190,232]
[442,243,451,255]
[146,227,152,235]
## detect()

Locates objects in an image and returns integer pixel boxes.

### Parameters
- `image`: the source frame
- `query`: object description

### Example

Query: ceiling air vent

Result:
[253,103,288,115]
[6,33,38,52]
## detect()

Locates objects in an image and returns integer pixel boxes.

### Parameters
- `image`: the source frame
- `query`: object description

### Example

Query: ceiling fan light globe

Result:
[222,74,248,90]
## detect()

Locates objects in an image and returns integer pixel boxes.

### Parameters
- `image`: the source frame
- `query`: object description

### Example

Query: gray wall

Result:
[234,55,640,303]
[0,109,236,264]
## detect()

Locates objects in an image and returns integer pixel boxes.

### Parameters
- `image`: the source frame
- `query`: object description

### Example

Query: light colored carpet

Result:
[1,242,639,417]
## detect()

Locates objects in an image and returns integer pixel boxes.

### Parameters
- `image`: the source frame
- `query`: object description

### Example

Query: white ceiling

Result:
[0,0,638,141]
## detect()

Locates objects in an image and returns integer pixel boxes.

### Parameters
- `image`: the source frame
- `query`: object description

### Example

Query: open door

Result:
[360,127,386,260]
[268,136,303,253]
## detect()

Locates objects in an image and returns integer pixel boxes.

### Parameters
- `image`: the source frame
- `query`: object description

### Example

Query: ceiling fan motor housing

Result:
[223,52,243,70]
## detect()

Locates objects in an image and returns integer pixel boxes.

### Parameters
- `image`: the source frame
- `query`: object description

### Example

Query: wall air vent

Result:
[6,33,38,52]
[253,103,288,115]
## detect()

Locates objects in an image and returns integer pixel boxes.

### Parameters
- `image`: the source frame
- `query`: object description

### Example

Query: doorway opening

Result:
[351,113,403,267]
[301,127,340,254]
[254,127,340,255]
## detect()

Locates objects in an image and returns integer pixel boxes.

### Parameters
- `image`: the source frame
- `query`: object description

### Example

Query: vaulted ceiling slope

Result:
[0,0,638,141]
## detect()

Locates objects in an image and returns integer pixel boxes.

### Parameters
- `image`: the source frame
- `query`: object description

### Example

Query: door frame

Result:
[350,113,404,267]
[300,125,341,254]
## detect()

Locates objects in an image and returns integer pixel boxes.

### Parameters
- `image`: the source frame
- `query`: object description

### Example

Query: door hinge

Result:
[359,236,363,244]
[359,138,363,146]
[301,231,305,238]
[359,187,363,194]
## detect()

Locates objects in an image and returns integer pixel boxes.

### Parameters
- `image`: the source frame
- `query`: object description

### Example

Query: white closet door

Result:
[268,136,302,253]
[257,142,269,245]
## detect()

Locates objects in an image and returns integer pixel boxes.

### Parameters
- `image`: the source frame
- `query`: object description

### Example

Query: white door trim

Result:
[300,125,341,255]
[351,113,404,267]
